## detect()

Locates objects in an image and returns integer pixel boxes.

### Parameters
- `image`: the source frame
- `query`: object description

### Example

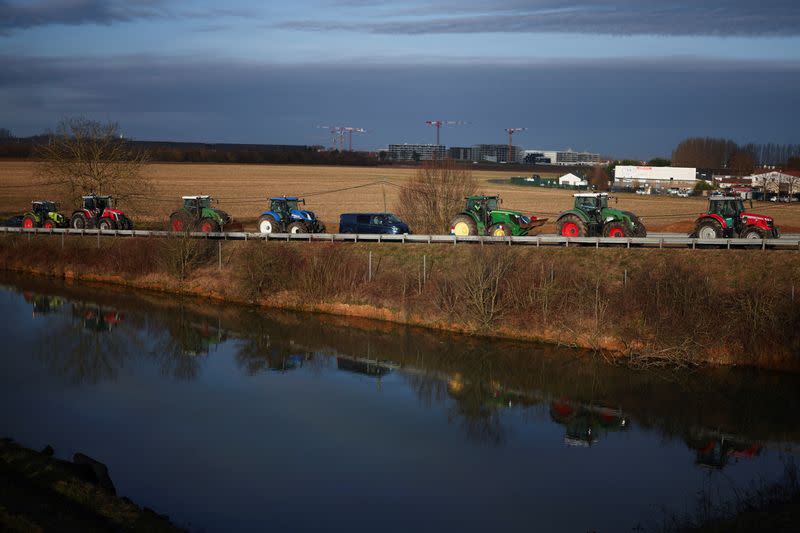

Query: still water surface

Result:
[1,273,798,532]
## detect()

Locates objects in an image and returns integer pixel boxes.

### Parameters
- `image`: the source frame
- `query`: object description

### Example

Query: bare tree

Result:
[729,151,755,176]
[36,117,150,208]
[395,158,478,234]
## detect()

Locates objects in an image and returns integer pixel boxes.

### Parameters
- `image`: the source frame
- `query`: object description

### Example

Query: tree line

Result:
[672,137,800,172]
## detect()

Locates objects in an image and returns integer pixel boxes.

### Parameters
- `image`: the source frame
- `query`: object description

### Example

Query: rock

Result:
[40,444,54,456]
[73,452,117,495]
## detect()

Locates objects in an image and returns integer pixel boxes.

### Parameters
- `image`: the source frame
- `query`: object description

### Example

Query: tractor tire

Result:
[258,214,279,234]
[741,227,766,239]
[169,212,190,232]
[98,217,116,230]
[696,220,722,239]
[197,217,220,233]
[288,221,307,234]
[556,214,587,237]
[43,219,55,229]
[450,214,478,236]
[22,216,36,229]
[603,221,628,238]
[623,212,647,237]
[71,213,87,229]
[488,223,511,237]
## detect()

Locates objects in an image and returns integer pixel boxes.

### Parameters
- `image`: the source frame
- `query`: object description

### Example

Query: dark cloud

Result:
[284,1,800,36]
[1,53,799,158]
[0,0,172,30]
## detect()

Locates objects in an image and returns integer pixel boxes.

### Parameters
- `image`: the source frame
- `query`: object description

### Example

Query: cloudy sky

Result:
[1,0,799,158]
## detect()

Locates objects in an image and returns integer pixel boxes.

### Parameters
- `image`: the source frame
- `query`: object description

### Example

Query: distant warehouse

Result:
[614,166,697,188]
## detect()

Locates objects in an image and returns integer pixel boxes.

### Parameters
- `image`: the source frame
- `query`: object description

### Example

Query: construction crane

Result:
[317,125,346,151]
[505,127,527,163]
[341,127,367,152]
[425,120,466,146]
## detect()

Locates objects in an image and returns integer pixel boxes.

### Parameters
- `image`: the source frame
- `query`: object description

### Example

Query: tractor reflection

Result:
[71,303,124,332]
[336,357,395,378]
[549,399,628,447]
[23,291,64,317]
[168,318,227,357]
[686,430,762,469]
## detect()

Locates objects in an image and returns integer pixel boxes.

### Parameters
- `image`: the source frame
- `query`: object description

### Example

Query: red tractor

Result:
[691,196,779,239]
[70,194,134,230]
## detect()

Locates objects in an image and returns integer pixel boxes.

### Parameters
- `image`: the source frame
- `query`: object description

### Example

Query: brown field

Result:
[3,160,800,232]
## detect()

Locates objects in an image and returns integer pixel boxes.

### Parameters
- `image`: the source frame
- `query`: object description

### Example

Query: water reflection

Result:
[4,278,793,470]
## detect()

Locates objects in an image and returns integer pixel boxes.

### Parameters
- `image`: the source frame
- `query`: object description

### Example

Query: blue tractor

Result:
[258,197,326,234]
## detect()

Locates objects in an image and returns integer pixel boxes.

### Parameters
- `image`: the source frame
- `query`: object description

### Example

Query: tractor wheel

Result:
[488,223,510,237]
[197,217,220,233]
[169,212,190,232]
[624,212,647,237]
[43,219,55,229]
[556,214,587,237]
[258,214,278,234]
[450,214,478,236]
[603,221,628,238]
[98,217,116,230]
[71,214,86,229]
[288,221,307,234]
[22,216,36,229]
[696,220,722,239]
[741,227,766,239]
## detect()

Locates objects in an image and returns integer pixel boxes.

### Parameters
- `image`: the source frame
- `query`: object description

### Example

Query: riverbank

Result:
[0,439,182,532]
[1,233,799,370]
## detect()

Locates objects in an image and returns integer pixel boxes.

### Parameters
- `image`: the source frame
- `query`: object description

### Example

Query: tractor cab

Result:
[465,196,499,226]
[270,197,303,217]
[708,197,744,227]
[182,195,213,217]
[82,195,113,212]
[574,193,609,221]
[32,200,57,216]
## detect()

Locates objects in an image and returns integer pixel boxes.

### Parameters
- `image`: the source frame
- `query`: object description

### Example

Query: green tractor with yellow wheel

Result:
[449,195,546,237]
[555,193,646,238]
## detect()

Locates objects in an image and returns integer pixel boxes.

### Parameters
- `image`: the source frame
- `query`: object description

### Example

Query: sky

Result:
[1,0,799,158]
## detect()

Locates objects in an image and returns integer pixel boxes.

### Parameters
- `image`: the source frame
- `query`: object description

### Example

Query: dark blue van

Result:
[338,213,410,234]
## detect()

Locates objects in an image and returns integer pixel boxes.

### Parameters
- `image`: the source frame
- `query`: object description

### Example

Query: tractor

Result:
[169,195,239,233]
[449,195,546,237]
[71,194,134,230]
[555,193,646,238]
[691,196,779,239]
[258,196,326,234]
[21,200,68,229]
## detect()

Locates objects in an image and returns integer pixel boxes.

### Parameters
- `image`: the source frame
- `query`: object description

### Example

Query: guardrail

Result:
[1,226,798,250]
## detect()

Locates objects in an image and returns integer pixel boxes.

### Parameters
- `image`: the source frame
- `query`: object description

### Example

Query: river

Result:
[0,272,798,532]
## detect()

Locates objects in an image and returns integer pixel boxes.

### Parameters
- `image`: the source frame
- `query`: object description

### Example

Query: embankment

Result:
[1,233,799,369]
[0,439,182,532]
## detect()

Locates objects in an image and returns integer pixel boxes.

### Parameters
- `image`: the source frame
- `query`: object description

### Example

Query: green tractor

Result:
[21,200,68,229]
[449,195,546,237]
[555,193,646,238]
[169,195,241,233]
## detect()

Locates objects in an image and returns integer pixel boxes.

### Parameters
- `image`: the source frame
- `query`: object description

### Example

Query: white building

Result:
[558,173,587,187]
[747,170,800,193]
[527,149,600,165]
[387,144,446,161]
[614,165,696,188]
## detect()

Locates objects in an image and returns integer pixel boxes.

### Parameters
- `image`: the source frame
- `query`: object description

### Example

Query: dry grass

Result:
[3,161,800,232]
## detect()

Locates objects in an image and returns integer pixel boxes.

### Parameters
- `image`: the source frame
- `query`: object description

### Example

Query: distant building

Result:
[747,170,800,193]
[558,173,588,187]
[525,148,600,165]
[387,144,446,161]
[472,144,521,163]
[448,146,473,161]
[614,165,697,188]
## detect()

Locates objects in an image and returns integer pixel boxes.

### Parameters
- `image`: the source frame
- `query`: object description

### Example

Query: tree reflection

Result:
[147,308,227,381]
[36,301,140,384]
